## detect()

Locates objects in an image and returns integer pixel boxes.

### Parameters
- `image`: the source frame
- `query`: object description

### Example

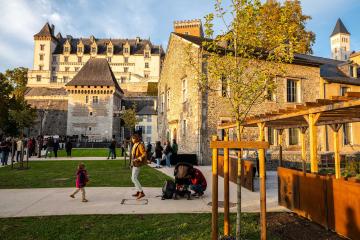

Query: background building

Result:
[25,23,163,140]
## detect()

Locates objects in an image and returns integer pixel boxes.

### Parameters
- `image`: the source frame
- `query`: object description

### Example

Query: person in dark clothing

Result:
[121,141,125,157]
[45,137,54,158]
[146,142,152,161]
[37,136,43,158]
[107,139,116,159]
[189,167,207,197]
[0,138,11,166]
[65,140,73,157]
[162,140,173,167]
[53,139,60,158]
[171,139,178,164]
[154,141,163,168]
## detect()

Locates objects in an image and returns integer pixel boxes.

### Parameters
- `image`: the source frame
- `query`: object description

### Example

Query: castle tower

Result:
[173,19,203,37]
[330,18,351,60]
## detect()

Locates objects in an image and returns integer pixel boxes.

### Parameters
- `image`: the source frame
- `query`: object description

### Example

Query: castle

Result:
[25,23,163,141]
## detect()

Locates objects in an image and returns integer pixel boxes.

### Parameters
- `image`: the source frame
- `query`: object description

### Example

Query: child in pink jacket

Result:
[70,163,89,202]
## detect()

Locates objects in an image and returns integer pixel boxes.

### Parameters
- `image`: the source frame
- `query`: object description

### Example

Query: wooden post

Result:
[300,127,308,173]
[330,124,342,179]
[223,130,230,236]
[305,113,320,173]
[211,135,219,240]
[257,122,267,240]
[278,129,284,167]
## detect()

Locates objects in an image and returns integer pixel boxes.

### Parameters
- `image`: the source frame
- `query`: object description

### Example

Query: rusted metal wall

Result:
[278,167,360,239]
[218,155,254,192]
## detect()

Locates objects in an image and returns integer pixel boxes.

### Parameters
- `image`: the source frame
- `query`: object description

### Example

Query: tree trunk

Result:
[236,120,242,239]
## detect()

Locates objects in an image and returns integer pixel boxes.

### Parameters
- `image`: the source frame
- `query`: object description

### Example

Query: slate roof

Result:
[173,32,360,86]
[320,64,360,86]
[65,58,123,92]
[331,18,350,37]
[137,105,157,115]
[34,23,54,37]
[53,37,162,55]
[25,87,67,96]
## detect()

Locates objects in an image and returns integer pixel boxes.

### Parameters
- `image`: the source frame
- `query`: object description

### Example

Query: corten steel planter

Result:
[218,155,255,192]
[278,167,360,240]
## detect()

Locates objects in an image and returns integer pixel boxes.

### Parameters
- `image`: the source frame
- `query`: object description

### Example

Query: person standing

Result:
[162,140,173,167]
[131,133,147,200]
[45,137,54,158]
[0,138,10,166]
[53,139,59,158]
[154,141,163,168]
[171,139,178,164]
[37,135,43,158]
[27,138,34,158]
[146,142,152,161]
[16,138,23,162]
[65,139,73,157]
[107,139,116,159]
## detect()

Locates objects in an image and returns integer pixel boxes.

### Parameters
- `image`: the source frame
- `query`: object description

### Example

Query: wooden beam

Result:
[330,124,342,179]
[299,127,308,173]
[211,135,218,240]
[210,141,269,149]
[257,122,267,240]
[223,132,230,236]
[309,114,319,173]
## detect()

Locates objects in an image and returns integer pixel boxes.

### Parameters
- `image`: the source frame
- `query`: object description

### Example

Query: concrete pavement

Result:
[0,163,286,218]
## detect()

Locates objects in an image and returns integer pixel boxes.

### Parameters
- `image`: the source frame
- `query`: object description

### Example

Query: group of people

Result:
[70,133,206,203]
[151,139,178,168]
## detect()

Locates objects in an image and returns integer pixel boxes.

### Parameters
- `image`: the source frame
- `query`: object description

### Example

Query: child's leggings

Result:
[72,188,86,199]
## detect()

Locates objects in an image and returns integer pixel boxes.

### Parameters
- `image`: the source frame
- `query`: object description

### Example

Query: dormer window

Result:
[107,47,113,54]
[349,65,354,77]
[77,46,83,53]
[91,47,96,54]
[124,48,129,54]
[123,42,130,56]
[64,47,69,52]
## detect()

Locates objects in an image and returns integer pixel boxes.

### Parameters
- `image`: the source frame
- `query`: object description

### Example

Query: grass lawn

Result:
[0,161,171,189]
[56,148,123,157]
[0,213,279,240]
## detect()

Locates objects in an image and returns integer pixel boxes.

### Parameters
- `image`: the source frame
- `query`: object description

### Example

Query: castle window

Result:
[147,115,151,122]
[288,128,299,145]
[64,56,69,63]
[124,57,128,63]
[91,47,97,54]
[343,123,352,145]
[51,76,57,83]
[145,62,149,68]
[182,79,188,102]
[40,44,45,51]
[107,57,112,63]
[107,47,113,54]
[184,32,189,35]
[39,54,44,61]
[52,56,57,63]
[39,65,43,71]
[144,52,150,58]
[121,77,126,83]
[52,67,56,71]
[182,120,187,136]
[124,67,128,73]
[267,127,274,145]
[287,79,299,103]
[89,127,92,131]
[63,76,69,83]
[36,75,41,82]
[124,47,129,54]
[78,57,82,63]
[75,67,79,71]
[64,47,69,52]
[65,67,70,72]
[146,126,152,134]
[340,86,350,96]
[144,73,149,78]
[77,47,83,53]
[86,96,89,104]
[93,96,99,104]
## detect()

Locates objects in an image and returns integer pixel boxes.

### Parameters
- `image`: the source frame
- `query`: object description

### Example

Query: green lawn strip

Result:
[56,148,123,157]
[0,161,171,189]
[0,213,279,240]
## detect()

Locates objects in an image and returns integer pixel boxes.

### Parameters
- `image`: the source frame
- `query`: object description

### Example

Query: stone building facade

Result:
[158,22,360,165]
[25,23,162,139]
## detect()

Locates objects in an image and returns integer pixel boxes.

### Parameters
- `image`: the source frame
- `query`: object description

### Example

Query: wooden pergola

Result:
[219,92,360,178]
[214,92,360,240]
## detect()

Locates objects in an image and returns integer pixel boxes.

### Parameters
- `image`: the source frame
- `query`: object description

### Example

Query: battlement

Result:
[173,19,203,37]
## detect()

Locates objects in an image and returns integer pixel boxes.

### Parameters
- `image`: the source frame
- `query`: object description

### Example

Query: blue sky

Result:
[0,0,359,72]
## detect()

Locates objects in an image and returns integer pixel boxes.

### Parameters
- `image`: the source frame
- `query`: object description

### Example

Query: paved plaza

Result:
[0,160,285,218]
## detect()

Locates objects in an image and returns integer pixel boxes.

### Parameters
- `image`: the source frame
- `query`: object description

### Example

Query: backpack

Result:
[162,180,176,200]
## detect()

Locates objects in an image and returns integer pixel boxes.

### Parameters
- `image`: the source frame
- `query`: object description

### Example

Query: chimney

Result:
[51,24,55,35]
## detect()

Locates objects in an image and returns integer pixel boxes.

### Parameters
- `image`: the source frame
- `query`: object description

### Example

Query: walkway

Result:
[0,163,286,218]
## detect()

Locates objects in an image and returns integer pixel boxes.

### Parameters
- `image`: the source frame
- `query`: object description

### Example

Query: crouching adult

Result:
[131,133,147,200]
[189,167,207,197]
